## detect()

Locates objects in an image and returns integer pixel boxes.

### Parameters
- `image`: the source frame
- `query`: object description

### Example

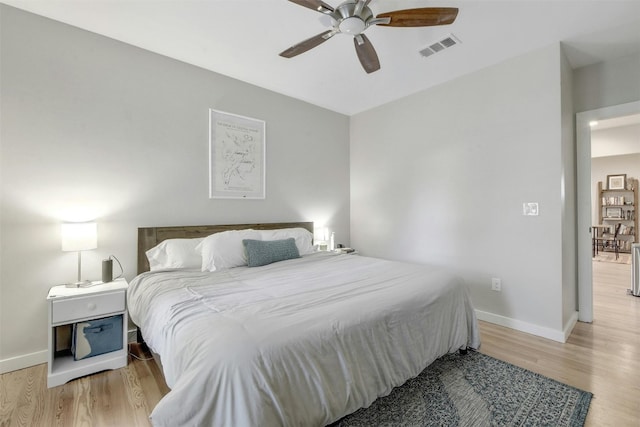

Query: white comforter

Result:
[128,252,480,427]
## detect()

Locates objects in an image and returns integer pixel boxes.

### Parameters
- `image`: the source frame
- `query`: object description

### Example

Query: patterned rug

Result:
[331,351,592,427]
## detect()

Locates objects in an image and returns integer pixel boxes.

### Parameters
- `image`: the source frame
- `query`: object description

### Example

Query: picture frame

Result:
[605,207,623,219]
[607,174,626,190]
[209,109,266,199]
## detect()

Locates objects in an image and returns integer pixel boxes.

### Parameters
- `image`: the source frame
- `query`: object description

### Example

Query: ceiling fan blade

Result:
[279,30,336,58]
[354,34,380,74]
[376,7,458,27]
[288,0,334,14]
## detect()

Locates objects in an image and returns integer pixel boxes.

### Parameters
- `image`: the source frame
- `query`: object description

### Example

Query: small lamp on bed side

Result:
[61,222,97,287]
[315,227,329,251]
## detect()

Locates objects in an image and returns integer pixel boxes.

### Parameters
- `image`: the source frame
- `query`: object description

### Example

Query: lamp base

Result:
[78,280,104,288]
[65,280,92,288]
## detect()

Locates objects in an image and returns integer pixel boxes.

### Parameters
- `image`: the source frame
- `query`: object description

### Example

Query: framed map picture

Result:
[209,109,266,199]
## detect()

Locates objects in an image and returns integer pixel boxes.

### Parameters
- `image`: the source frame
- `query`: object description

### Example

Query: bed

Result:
[128,222,480,426]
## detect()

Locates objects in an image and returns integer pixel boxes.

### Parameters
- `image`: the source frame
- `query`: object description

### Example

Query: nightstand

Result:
[47,278,128,388]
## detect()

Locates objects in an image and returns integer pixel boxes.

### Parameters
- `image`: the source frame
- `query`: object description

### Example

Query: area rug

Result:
[331,351,592,427]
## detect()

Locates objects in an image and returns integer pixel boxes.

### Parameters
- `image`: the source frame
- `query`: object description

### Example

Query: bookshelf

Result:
[597,177,638,253]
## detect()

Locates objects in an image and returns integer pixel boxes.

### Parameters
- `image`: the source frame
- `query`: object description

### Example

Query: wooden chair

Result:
[594,223,622,260]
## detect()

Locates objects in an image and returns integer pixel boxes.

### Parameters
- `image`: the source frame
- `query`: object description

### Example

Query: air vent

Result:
[419,34,461,58]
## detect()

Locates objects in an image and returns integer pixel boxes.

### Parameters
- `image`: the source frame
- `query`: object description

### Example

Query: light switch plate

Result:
[523,202,539,216]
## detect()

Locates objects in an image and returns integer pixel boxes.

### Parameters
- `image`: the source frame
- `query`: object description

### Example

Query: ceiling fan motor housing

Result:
[331,0,373,35]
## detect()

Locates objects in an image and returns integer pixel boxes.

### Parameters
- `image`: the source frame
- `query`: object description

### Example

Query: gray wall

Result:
[351,44,571,340]
[0,6,350,371]
[560,48,577,328]
[2,5,639,371]
[573,52,640,113]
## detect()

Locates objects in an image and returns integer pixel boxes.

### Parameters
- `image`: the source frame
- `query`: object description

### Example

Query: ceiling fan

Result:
[279,0,459,73]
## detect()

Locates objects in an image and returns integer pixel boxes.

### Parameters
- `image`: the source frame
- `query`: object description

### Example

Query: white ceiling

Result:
[591,115,640,158]
[3,0,640,115]
[591,113,640,130]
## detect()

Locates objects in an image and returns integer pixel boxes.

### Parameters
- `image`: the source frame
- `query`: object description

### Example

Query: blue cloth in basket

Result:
[72,314,123,360]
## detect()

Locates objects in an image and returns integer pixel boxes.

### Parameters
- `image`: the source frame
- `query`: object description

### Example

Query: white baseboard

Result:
[0,350,47,374]
[562,311,579,342]
[476,309,578,343]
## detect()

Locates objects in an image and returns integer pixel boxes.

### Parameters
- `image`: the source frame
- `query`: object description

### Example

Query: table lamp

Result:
[315,227,329,251]
[61,222,97,287]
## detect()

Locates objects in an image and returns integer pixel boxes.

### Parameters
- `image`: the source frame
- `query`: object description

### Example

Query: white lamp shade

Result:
[61,222,97,251]
[315,227,329,242]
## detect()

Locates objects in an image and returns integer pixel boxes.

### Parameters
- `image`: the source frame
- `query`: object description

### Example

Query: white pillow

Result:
[259,228,314,255]
[198,229,261,272]
[146,238,204,271]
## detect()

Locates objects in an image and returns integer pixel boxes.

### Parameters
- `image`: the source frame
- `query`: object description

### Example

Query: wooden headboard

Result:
[137,221,314,274]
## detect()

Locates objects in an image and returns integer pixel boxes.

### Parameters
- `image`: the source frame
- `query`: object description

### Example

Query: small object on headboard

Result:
[137,222,314,274]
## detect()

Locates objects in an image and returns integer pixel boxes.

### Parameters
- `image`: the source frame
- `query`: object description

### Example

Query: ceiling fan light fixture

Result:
[339,16,366,34]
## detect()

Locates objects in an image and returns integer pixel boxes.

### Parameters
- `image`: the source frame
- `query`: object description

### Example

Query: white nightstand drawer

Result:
[52,291,125,324]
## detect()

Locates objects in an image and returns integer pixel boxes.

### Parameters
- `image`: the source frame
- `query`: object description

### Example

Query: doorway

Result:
[577,100,640,322]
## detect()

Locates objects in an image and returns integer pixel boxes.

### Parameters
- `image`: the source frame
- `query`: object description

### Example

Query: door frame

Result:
[577,100,640,322]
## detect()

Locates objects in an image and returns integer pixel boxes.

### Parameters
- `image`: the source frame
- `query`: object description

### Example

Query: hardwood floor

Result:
[1,259,638,426]
[481,259,639,427]
[0,345,168,427]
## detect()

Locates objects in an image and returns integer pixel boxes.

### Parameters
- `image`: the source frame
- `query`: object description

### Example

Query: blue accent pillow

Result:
[242,238,301,267]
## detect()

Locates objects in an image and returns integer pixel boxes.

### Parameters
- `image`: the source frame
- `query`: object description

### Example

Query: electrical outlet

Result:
[491,278,502,291]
